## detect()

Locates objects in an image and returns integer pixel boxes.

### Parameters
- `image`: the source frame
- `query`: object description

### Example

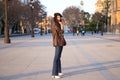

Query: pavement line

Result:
[72,40,119,80]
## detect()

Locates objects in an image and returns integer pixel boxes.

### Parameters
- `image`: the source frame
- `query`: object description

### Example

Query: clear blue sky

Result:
[40,0,98,16]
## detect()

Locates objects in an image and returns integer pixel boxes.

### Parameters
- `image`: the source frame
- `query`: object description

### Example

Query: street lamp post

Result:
[80,0,84,26]
[29,1,34,37]
[39,12,43,36]
[40,22,43,36]
[43,13,47,34]
[104,0,111,32]
[4,0,11,43]
[101,9,107,36]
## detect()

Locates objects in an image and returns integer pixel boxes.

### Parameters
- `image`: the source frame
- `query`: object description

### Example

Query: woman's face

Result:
[56,15,61,21]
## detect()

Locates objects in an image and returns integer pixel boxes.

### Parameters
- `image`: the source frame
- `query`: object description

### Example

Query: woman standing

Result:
[51,13,66,79]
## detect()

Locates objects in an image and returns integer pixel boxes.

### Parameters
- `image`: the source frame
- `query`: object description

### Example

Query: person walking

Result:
[72,28,75,36]
[76,29,79,36]
[51,13,66,79]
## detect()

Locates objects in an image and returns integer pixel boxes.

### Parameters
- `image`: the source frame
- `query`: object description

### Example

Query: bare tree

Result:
[0,1,4,20]
[1,0,46,34]
[63,6,81,28]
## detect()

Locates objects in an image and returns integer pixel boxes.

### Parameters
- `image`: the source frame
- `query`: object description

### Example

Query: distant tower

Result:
[80,0,84,6]
[80,0,84,10]
[95,0,103,13]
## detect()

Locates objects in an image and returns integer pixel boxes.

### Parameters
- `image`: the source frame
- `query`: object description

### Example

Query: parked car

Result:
[34,28,39,34]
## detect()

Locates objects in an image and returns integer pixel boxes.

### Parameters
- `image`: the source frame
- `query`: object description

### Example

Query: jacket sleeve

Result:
[51,23,58,46]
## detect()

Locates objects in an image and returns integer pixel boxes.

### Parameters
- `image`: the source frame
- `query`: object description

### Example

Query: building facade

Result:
[111,0,120,33]
[95,0,103,13]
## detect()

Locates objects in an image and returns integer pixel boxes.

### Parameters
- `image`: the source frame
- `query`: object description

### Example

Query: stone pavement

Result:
[0,33,120,80]
[94,33,120,42]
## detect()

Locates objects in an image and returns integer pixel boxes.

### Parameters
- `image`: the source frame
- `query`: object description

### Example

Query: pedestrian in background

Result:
[72,28,75,36]
[76,29,79,36]
[51,12,66,79]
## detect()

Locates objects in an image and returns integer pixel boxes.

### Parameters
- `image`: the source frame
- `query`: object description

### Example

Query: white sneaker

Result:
[52,76,61,79]
[59,73,63,76]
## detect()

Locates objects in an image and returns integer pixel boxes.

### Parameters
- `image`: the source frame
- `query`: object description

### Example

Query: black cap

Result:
[54,13,63,17]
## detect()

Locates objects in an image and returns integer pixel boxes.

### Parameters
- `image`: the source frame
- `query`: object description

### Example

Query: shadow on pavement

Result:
[0,60,120,80]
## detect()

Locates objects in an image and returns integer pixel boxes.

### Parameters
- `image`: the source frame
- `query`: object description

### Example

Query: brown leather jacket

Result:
[51,22,65,47]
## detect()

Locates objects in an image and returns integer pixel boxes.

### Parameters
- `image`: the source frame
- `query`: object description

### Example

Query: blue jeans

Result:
[52,46,63,76]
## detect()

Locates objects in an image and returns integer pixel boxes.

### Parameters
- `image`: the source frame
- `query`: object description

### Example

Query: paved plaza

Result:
[0,33,120,80]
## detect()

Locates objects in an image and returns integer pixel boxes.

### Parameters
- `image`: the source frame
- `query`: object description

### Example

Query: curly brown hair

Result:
[53,13,63,28]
